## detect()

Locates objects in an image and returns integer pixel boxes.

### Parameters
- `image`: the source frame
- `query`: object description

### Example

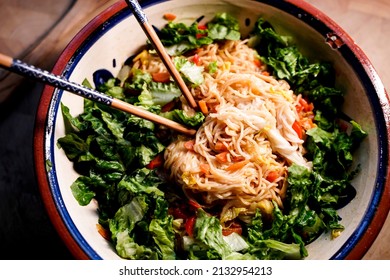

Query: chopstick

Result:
[0,52,197,136]
[124,0,198,109]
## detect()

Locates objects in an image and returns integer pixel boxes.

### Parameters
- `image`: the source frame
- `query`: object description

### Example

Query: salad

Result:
[57,12,367,260]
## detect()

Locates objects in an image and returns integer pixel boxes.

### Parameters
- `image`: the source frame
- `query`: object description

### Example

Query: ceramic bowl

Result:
[34,0,390,260]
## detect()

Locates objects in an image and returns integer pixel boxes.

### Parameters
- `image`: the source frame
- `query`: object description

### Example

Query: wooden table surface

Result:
[0,0,388,259]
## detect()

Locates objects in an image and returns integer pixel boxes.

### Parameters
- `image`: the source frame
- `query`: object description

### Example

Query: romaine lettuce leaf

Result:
[246,208,306,259]
[173,57,204,86]
[109,196,159,259]
[161,109,205,128]
[117,168,164,199]
[69,176,96,206]
[108,191,175,260]
[159,12,240,56]
[192,209,233,259]
[249,17,342,119]
[142,82,182,106]
[150,198,176,259]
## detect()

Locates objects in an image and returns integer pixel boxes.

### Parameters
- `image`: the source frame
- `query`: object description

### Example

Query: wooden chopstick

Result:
[124,0,198,109]
[0,52,197,136]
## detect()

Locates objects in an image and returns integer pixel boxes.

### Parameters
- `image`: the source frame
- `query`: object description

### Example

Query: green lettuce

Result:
[137,82,182,106]
[185,209,255,260]
[161,109,205,128]
[160,12,240,56]
[249,17,342,120]
[246,208,305,259]
[173,57,204,86]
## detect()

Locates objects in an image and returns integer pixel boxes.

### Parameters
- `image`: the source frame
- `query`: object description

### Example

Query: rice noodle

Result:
[141,40,312,217]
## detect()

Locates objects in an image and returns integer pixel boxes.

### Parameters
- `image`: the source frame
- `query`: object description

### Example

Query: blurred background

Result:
[0,0,389,259]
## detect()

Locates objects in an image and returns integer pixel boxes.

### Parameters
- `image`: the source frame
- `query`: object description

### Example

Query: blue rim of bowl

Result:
[39,0,389,260]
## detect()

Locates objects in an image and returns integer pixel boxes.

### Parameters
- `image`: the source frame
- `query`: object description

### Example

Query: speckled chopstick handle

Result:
[9,59,114,106]
[0,52,196,136]
[125,0,147,23]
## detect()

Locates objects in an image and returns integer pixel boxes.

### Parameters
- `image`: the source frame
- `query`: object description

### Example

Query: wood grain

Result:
[0,0,118,102]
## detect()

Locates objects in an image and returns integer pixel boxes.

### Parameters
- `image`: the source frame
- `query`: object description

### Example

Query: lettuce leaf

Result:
[246,208,306,259]
[149,198,176,259]
[109,187,175,260]
[249,17,342,120]
[173,57,204,86]
[109,196,159,259]
[192,209,233,259]
[205,12,241,42]
[247,17,367,247]
[136,82,182,107]
[161,109,205,128]
[159,12,240,56]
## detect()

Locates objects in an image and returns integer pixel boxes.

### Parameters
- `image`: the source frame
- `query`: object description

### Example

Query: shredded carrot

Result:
[254,59,262,68]
[184,140,195,151]
[261,71,270,76]
[188,199,202,209]
[208,102,218,113]
[96,224,111,241]
[295,103,303,113]
[152,71,171,83]
[266,170,279,182]
[222,222,243,236]
[292,120,303,139]
[226,160,249,172]
[216,151,229,163]
[232,155,246,162]
[146,153,164,169]
[200,163,210,175]
[300,117,315,131]
[185,216,196,237]
[198,100,208,115]
[214,141,228,151]
[163,13,176,21]
[299,97,314,112]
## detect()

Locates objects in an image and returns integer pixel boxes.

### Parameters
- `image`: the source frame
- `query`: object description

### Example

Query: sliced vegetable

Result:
[163,13,176,21]
[226,160,249,172]
[152,71,171,83]
[188,199,202,210]
[266,170,279,182]
[292,120,303,139]
[216,151,229,163]
[185,216,196,237]
[146,153,164,169]
[200,163,210,175]
[214,141,228,151]
[198,100,209,114]
[184,139,195,151]
[222,222,243,236]
[96,224,111,241]
[192,53,201,66]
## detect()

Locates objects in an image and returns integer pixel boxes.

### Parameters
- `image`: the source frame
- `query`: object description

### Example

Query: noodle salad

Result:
[58,13,367,259]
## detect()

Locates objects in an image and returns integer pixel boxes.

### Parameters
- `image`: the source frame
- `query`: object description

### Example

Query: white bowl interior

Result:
[51,0,378,259]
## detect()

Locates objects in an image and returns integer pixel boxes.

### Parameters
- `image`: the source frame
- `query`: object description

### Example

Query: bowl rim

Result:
[33,0,390,260]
